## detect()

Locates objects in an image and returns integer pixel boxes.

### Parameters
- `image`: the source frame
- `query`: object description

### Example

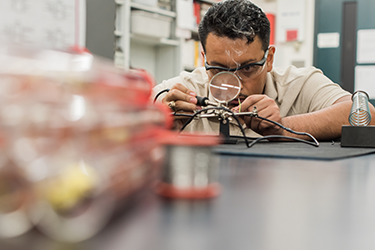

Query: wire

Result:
[178,106,251,147]
[230,135,264,140]
[247,135,319,148]
[177,108,319,148]
[153,89,170,103]
[172,113,195,118]
[254,115,319,146]
[153,88,320,148]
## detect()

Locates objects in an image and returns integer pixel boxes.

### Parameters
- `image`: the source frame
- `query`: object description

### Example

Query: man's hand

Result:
[232,94,283,136]
[162,83,198,113]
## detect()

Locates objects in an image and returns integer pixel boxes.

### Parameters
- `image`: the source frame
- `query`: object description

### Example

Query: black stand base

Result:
[220,138,238,144]
[341,125,375,148]
[219,118,237,145]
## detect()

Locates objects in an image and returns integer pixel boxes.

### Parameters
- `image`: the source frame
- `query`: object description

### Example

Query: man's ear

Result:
[266,46,276,72]
[201,50,205,59]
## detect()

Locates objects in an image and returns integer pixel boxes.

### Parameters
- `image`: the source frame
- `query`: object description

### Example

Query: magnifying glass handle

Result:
[196,96,218,107]
[196,96,209,106]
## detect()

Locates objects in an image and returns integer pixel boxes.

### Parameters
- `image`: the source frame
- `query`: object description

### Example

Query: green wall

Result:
[314,0,375,104]
[357,0,375,30]
[314,0,346,85]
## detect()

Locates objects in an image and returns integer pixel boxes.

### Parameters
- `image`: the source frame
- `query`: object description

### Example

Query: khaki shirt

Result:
[153,66,351,136]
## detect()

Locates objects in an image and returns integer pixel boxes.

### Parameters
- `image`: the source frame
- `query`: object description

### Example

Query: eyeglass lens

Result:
[209,63,265,80]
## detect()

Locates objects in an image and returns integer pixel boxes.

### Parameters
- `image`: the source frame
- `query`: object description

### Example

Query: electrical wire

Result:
[247,135,319,148]
[153,88,170,103]
[178,106,251,147]
[177,109,319,148]
[229,134,319,147]
[254,115,319,146]
[153,88,319,148]
[172,113,195,118]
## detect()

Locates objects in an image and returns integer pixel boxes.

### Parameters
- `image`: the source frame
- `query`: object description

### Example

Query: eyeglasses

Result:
[205,48,269,81]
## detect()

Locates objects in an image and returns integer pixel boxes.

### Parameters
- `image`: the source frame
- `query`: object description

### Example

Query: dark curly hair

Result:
[198,0,270,52]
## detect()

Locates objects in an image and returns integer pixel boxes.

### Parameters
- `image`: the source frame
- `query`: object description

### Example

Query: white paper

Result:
[0,0,86,50]
[355,65,375,99]
[175,27,192,39]
[176,0,195,31]
[276,0,305,43]
[317,32,340,48]
[357,29,375,64]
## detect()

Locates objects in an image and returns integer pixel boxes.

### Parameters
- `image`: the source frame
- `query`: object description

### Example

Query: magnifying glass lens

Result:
[209,72,241,103]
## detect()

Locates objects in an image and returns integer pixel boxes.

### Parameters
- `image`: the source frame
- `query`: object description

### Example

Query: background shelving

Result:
[86,0,216,84]
[115,0,182,84]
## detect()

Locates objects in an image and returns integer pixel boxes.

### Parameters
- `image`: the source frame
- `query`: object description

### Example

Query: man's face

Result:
[203,33,275,108]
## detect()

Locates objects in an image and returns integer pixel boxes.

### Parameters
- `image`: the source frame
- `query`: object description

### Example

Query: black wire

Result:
[178,108,204,131]
[247,135,319,148]
[230,135,264,140]
[153,89,170,103]
[177,108,319,148]
[153,88,320,148]
[254,115,319,146]
[178,106,251,147]
[172,113,195,118]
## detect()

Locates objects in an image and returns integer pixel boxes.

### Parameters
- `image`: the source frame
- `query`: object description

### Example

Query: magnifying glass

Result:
[209,72,241,105]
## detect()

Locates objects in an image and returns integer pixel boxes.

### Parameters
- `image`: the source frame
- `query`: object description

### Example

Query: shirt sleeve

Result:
[151,68,209,103]
[152,76,182,103]
[293,69,351,114]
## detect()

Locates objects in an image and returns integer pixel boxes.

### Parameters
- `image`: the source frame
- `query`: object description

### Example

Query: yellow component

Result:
[104,127,129,143]
[238,98,242,113]
[45,162,98,212]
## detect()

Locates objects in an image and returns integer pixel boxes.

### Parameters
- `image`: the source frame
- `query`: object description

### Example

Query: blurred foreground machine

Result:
[0,45,171,242]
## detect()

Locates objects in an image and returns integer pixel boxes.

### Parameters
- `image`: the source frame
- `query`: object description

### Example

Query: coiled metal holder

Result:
[341,90,375,148]
[349,90,372,126]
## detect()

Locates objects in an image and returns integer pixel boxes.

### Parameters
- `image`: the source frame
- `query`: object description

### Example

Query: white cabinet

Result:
[115,0,182,84]
[114,0,219,83]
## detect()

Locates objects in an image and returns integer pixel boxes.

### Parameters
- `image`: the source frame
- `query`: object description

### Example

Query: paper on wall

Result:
[357,29,375,64]
[355,65,375,99]
[317,32,340,48]
[176,0,194,31]
[0,0,86,50]
[276,0,305,43]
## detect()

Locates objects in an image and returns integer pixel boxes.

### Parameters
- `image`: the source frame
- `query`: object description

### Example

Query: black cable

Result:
[153,89,170,103]
[254,115,319,146]
[172,113,195,118]
[229,109,252,147]
[178,107,217,132]
[178,106,251,147]
[154,90,320,148]
[230,135,265,140]
[247,135,319,148]
[177,107,320,148]
[179,109,319,148]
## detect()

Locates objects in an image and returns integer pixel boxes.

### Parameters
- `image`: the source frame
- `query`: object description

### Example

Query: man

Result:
[153,0,374,140]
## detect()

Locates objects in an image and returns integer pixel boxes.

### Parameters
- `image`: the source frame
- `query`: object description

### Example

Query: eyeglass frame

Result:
[204,48,270,77]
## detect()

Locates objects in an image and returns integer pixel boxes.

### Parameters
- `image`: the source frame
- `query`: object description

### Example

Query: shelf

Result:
[114,30,123,37]
[130,34,180,46]
[115,0,182,82]
[130,2,176,17]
